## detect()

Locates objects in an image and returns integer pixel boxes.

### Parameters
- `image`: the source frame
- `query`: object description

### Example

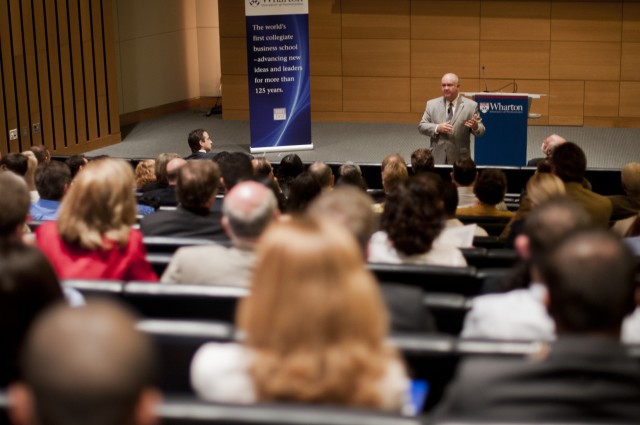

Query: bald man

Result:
[527,134,566,166]
[419,73,485,164]
[9,300,161,425]
[140,160,227,241]
[144,157,187,207]
[161,181,279,286]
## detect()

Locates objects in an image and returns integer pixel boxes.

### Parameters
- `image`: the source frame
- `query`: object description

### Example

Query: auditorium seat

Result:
[62,279,125,297]
[143,236,221,254]
[472,236,506,249]
[461,247,518,269]
[122,282,247,322]
[423,293,471,335]
[456,216,511,236]
[368,263,481,296]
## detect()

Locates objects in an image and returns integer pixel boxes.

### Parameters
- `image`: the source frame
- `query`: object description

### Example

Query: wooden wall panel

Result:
[342,40,410,77]
[310,76,342,111]
[620,82,640,117]
[481,41,550,79]
[585,81,619,117]
[342,0,410,39]
[481,1,551,41]
[549,80,584,125]
[219,0,246,38]
[220,38,247,76]
[0,0,120,155]
[412,40,480,79]
[309,0,341,38]
[221,75,249,111]
[343,77,410,112]
[623,3,640,42]
[551,2,622,42]
[621,43,640,81]
[310,38,342,76]
[411,1,480,40]
[550,42,620,80]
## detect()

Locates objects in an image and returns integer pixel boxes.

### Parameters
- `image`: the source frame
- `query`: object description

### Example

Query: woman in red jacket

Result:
[36,158,157,282]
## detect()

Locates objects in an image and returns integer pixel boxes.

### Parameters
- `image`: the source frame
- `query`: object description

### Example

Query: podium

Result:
[464,92,543,167]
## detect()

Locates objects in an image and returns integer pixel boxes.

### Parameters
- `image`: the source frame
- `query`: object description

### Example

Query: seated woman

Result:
[456,169,513,218]
[191,217,408,410]
[368,174,467,266]
[35,158,158,281]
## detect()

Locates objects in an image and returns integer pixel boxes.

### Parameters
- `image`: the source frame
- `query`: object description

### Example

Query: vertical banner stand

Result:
[245,0,312,153]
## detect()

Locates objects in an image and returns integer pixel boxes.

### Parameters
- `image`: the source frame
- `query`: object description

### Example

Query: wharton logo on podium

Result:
[479,102,524,114]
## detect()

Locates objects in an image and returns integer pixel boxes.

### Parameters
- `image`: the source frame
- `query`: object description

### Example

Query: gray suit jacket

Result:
[418,96,485,164]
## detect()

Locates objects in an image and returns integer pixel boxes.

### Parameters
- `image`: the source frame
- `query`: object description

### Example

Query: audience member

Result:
[410,148,435,174]
[28,145,51,165]
[216,151,254,193]
[285,172,322,215]
[65,154,88,179]
[335,161,368,192]
[441,180,488,238]
[135,159,157,192]
[368,174,466,266]
[308,160,334,191]
[277,153,304,197]
[552,142,611,228]
[184,128,215,160]
[0,242,64,387]
[140,152,180,192]
[144,157,186,206]
[191,217,409,410]
[309,187,437,334]
[456,169,513,218]
[451,157,478,208]
[21,151,39,202]
[461,197,589,341]
[35,159,157,281]
[438,229,640,422]
[161,181,278,286]
[0,172,31,242]
[30,161,71,221]
[252,157,286,211]
[609,162,640,235]
[140,160,227,241]
[527,134,566,166]
[9,300,161,425]
[0,152,28,176]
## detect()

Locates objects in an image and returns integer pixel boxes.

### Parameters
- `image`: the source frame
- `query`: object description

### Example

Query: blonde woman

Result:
[35,158,157,281]
[191,218,408,410]
[135,159,156,192]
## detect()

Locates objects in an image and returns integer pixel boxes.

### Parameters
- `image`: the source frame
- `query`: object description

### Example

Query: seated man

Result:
[184,128,216,160]
[29,161,71,221]
[436,229,640,422]
[609,162,640,234]
[140,160,227,241]
[143,157,186,207]
[527,133,566,166]
[456,169,513,218]
[161,181,278,286]
[9,300,161,425]
[410,148,435,175]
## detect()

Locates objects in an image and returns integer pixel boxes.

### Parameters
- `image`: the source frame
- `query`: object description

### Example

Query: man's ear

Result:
[514,234,530,260]
[134,388,162,425]
[9,383,35,425]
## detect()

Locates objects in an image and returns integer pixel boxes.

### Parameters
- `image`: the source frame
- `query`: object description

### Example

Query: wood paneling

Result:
[220,37,248,76]
[309,38,342,76]
[343,39,410,77]
[623,3,640,42]
[411,1,480,40]
[342,0,410,39]
[549,80,584,125]
[481,1,551,41]
[343,77,410,112]
[412,40,480,79]
[481,41,550,79]
[585,81,619,117]
[0,0,120,154]
[620,82,640,117]
[309,0,341,39]
[218,0,246,38]
[550,42,620,80]
[622,43,640,81]
[221,75,249,110]
[551,2,622,42]
[310,76,342,111]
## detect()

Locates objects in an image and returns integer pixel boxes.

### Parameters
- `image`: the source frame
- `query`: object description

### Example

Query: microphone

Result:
[482,65,489,93]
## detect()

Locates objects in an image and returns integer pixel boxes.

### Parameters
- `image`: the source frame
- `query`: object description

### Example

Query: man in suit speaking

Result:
[418,73,485,164]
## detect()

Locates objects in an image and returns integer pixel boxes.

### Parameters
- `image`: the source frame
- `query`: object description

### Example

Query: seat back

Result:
[368,264,481,296]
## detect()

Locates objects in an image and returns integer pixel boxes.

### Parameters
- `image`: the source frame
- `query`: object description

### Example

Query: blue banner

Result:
[245,0,312,153]
[474,95,528,166]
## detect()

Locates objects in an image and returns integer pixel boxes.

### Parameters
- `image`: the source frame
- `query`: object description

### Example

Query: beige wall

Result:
[219,0,640,127]
[113,0,221,115]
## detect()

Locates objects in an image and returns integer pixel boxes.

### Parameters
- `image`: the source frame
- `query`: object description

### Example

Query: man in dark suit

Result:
[436,229,640,422]
[418,73,485,164]
[609,162,640,221]
[526,133,566,166]
[184,128,216,160]
[140,160,227,241]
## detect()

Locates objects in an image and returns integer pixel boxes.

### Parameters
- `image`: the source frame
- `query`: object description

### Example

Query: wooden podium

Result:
[464,92,544,166]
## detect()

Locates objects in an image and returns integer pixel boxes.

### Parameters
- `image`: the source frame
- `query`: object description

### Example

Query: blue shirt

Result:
[29,199,61,221]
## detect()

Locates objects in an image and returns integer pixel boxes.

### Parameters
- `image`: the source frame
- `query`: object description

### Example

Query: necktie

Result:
[447,103,453,121]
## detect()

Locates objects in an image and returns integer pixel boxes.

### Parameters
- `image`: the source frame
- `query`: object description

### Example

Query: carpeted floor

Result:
[87,108,640,169]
